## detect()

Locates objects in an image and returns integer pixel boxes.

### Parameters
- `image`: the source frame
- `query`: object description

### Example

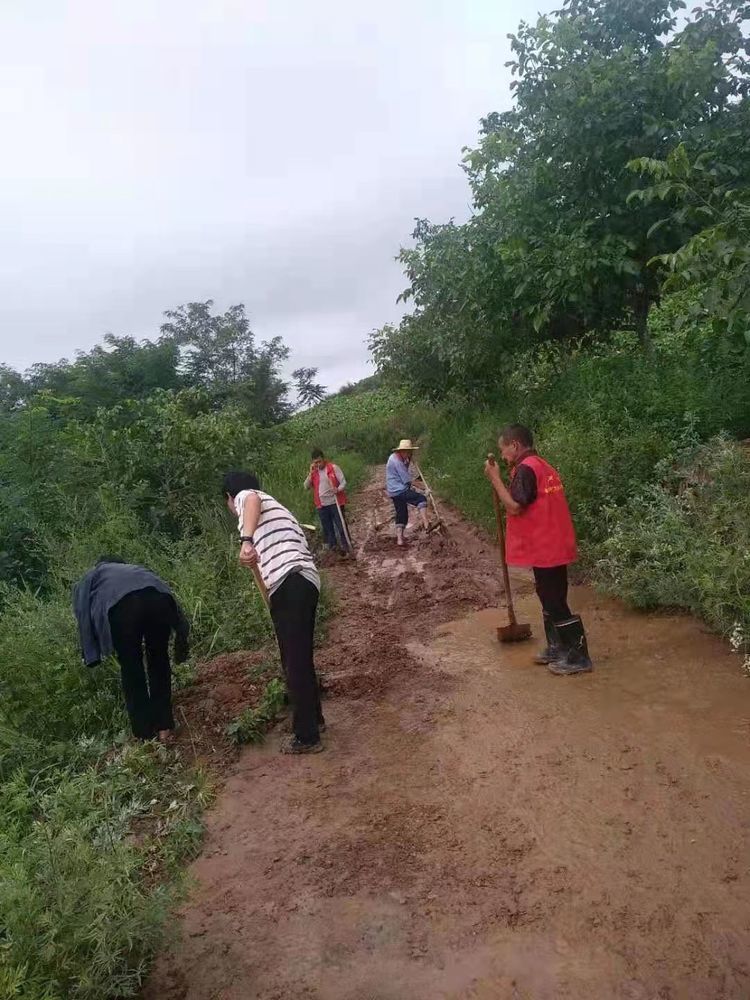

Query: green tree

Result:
[630,143,750,340]
[464,0,750,347]
[18,335,182,419]
[161,301,291,423]
[292,367,326,408]
[0,364,27,412]
[376,0,750,395]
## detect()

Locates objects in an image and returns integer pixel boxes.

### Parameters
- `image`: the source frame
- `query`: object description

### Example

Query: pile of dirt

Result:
[172,649,273,765]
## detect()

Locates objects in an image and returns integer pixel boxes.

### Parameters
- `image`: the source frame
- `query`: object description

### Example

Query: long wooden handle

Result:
[334,494,354,549]
[487,454,518,626]
[249,563,270,611]
[414,462,441,517]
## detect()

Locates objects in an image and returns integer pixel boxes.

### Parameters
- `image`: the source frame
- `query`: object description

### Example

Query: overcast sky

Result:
[1,0,551,391]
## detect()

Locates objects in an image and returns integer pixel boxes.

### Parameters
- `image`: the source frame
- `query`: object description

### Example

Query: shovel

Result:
[412,462,446,533]
[487,453,532,644]
[333,494,356,558]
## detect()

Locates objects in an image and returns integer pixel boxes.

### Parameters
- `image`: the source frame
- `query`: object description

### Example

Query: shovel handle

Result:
[414,462,443,522]
[334,494,354,552]
[487,454,518,626]
[248,562,270,612]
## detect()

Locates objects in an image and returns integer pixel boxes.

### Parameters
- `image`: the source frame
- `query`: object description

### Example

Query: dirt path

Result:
[145,470,750,1000]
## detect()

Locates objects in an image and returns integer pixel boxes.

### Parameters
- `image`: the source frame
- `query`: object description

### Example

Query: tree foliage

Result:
[0,300,297,426]
[373,0,750,397]
[161,300,291,423]
[292,367,327,409]
[630,143,750,340]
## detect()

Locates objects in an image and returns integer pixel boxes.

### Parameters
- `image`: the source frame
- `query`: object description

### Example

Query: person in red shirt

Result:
[304,449,351,555]
[484,424,593,675]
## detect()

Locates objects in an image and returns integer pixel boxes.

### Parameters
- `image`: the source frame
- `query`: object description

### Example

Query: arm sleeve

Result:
[73,574,101,667]
[510,465,538,507]
[333,465,346,490]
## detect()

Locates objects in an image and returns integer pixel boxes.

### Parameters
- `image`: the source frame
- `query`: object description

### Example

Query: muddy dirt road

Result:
[145,471,750,1000]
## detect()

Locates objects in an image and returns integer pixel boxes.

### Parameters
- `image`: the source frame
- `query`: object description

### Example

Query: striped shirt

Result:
[234,490,320,596]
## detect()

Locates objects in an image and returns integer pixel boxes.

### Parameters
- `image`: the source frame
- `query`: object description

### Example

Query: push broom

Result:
[487,453,532,643]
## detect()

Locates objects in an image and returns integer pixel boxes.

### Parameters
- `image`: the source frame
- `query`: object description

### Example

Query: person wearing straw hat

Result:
[385,439,430,546]
[222,470,325,754]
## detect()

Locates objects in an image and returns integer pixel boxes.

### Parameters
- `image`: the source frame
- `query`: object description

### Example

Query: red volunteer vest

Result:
[311,463,347,509]
[505,454,577,568]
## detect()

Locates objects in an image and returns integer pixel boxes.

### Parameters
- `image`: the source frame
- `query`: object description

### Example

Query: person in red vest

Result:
[304,448,351,555]
[484,424,593,675]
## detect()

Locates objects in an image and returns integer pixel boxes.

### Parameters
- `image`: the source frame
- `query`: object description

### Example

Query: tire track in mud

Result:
[144,468,750,1000]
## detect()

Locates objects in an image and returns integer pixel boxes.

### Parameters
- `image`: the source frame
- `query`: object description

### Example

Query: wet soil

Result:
[144,470,750,1000]
[170,649,274,767]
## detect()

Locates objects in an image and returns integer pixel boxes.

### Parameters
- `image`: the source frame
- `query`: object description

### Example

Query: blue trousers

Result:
[318,503,350,550]
[390,488,428,527]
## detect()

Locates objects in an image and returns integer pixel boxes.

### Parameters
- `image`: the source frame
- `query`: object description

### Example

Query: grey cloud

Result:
[0,0,550,390]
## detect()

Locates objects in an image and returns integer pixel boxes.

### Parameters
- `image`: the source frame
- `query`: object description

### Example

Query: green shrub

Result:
[226,677,286,745]
[0,744,209,1000]
[595,436,750,637]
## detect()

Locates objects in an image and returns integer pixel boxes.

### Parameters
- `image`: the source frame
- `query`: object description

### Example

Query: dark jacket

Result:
[73,562,190,667]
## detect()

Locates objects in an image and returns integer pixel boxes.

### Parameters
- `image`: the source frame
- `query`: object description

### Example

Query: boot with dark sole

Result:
[280,736,325,754]
[547,615,593,675]
[534,613,562,665]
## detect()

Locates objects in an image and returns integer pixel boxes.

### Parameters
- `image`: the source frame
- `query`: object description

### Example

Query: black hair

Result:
[500,424,534,449]
[311,447,324,460]
[96,555,127,565]
[222,470,261,499]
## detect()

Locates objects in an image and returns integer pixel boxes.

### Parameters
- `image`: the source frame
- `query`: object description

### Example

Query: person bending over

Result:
[73,559,190,740]
[223,471,325,754]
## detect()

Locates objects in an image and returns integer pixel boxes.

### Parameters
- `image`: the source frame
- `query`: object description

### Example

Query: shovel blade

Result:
[497,622,532,643]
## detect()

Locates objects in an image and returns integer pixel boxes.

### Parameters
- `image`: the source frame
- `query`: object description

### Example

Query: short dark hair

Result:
[222,471,260,499]
[96,555,126,566]
[311,448,324,460]
[500,424,534,449]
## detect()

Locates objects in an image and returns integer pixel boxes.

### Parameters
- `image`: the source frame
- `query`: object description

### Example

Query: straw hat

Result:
[393,438,419,452]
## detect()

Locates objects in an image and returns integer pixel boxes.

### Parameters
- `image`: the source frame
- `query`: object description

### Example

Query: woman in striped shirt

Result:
[223,471,325,754]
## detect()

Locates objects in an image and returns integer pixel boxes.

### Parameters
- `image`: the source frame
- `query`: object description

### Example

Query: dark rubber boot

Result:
[534,613,562,664]
[547,615,593,675]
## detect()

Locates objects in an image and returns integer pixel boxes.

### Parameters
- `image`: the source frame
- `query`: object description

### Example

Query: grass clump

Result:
[226,677,286,745]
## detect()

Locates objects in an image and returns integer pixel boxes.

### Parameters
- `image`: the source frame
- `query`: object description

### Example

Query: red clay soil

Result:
[170,650,273,766]
[144,470,750,1000]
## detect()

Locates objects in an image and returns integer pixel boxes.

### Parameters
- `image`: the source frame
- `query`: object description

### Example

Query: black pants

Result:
[533,566,572,623]
[270,573,322,744]
[109,588,176,739]
[318,503,350,550]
